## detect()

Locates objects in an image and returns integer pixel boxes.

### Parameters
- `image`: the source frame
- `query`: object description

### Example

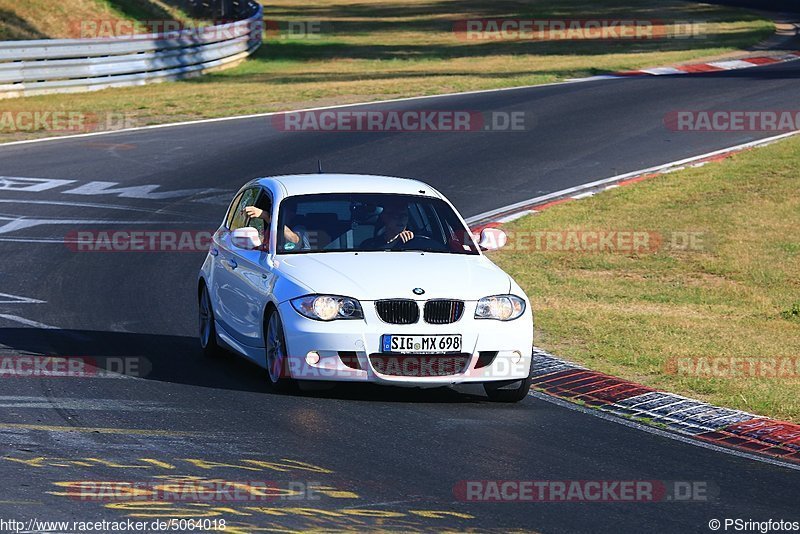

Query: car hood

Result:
[275,252,511,301]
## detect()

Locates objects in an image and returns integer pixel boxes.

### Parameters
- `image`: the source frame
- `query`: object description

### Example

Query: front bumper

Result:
[279,300,533,386]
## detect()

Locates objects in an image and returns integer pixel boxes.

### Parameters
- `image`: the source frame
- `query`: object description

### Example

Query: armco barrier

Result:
[0,1,262,99]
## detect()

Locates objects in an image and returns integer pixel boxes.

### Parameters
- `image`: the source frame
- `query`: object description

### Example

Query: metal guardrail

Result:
[0,1,263,99]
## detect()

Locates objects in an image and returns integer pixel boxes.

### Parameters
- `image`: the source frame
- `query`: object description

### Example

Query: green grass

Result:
[0,0,196,40]
[0,0,775,142]
[489,136,800,422]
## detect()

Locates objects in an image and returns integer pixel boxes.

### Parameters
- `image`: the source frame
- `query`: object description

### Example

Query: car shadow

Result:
[0,328,489,404]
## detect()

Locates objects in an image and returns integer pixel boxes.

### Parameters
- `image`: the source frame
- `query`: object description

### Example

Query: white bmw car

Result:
[198,174,534,401]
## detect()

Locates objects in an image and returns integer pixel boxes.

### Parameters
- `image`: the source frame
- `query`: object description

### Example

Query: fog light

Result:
[512,351,522,364]
[306,351,320,365]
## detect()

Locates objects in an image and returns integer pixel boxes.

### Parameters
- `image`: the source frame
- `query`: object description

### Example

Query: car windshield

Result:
[276,193,480,255]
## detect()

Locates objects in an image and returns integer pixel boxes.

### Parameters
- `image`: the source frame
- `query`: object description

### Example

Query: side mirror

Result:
[477,227,508,251]
[231,227,263,250]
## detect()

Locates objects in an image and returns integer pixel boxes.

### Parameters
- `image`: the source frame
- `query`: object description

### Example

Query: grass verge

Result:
[0,0,775,142]
[488,135,800,422]
[0,0,195,40]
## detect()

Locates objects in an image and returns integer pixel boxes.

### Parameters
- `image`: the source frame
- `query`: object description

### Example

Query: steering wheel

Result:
[393,234,448,252]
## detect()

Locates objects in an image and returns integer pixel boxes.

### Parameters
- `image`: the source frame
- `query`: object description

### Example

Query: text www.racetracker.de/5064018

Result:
[0,518,226,532]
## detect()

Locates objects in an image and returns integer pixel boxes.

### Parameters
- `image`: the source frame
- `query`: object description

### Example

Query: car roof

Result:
[255,174,441,198]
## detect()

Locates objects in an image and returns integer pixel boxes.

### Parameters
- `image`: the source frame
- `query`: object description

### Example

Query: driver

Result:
[359,200,414,250]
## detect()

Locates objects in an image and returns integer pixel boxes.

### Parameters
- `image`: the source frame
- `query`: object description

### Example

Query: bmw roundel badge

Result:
[413,288,425,295]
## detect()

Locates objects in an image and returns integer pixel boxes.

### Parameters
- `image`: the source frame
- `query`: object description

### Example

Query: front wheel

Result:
[483,356,533,403]
[265,309,296,392]
[199,284,221,358]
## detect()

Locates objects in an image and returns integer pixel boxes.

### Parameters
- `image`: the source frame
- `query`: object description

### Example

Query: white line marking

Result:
[708,59,759,70]
[0,237,91,244]
[641,67,687,75]
[0,293,45,305]
[0,199,210,218]
[0,216,199,235]
[466,129,800,224]
[0,369,132,379]
[0,397,170,410]
[61,181,227,201]
[565,75,621,82]
[529,390,800,472]
[494,210,535,224]
[0,176,232,207]
[0,177,76,192]
[0,314,57,329]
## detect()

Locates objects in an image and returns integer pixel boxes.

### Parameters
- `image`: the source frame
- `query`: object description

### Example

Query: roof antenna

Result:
[317,160,323,174]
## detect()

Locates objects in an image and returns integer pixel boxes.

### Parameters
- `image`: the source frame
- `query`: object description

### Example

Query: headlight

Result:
[475,295,526,321]
[291,295,363,321]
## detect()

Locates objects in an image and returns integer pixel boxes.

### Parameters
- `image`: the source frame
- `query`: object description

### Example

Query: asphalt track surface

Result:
[0,61,799,533]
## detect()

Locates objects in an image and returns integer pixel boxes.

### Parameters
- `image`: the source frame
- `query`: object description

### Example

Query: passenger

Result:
[243,205,310,250]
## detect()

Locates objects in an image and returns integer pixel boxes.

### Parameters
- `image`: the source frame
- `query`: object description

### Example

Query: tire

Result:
[199,284,221,358]
[264,309,296,393]
[483,356,533,403]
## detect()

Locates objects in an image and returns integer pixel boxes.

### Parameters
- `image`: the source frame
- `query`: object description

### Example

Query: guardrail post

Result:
[221,0,236,19]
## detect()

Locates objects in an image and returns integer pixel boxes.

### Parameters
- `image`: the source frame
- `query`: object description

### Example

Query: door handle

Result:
[210,248,219,257]
[227,258,238,269]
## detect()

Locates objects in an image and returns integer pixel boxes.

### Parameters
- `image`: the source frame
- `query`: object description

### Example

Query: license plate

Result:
[381,334,462,354]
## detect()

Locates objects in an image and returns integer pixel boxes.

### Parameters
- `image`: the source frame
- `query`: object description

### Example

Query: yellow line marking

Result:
[0,422,202,437]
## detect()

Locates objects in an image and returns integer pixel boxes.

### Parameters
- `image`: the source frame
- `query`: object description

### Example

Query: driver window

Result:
[247,191,273,240]
[229,188,260,231]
